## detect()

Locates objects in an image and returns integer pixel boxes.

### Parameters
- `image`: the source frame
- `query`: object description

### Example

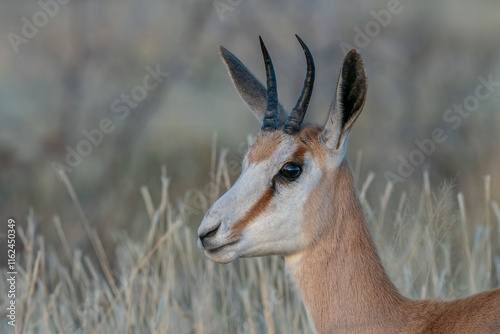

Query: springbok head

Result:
[198,36,367,263]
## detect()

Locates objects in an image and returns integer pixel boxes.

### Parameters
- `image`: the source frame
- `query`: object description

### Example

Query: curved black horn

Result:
[283,35,315,135]
[259,37,279,131]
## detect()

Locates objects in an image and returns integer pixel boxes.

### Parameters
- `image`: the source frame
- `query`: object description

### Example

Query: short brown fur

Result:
[296,126,326,168]
[208,40,500,334]
[286,161,500,333]
[247,131,285,164]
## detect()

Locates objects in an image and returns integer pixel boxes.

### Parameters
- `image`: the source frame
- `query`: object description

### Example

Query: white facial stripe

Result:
[212,162,269,231]
[268,138,299,170]
[240,151,322,255]
[199,136,325,262]
[207,139,299,233]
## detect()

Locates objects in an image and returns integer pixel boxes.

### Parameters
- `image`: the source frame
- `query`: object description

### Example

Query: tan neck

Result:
[285,164,413,333]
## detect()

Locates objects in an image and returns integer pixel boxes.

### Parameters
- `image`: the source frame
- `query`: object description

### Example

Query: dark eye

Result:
[280,163,302,181]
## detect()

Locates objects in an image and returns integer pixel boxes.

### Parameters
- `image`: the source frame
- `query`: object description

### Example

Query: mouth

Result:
[203,239,239,253]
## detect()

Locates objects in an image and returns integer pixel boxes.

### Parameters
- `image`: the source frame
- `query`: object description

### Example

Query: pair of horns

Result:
[259,35,315,134]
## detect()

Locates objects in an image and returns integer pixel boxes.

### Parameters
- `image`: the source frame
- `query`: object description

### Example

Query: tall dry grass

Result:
[1,148,499,333]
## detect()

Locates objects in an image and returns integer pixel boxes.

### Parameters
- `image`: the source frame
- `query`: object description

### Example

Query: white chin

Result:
[204,249,238,264]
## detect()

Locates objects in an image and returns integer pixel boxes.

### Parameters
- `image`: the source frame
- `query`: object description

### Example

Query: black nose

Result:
[199,223,221,246]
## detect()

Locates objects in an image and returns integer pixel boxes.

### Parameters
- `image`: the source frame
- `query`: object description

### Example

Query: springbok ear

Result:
[219,45,288,126]
[319,49,367,161]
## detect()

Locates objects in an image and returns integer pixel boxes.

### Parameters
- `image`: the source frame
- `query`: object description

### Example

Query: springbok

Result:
[197,36,500,333]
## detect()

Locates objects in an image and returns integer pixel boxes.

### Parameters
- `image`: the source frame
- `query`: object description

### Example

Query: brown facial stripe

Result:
[291,145,308,162]
[230,187,274,238]
[296,127,326,168]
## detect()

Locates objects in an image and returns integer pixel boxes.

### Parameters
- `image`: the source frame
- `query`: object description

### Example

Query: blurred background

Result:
[1,0,499,264]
